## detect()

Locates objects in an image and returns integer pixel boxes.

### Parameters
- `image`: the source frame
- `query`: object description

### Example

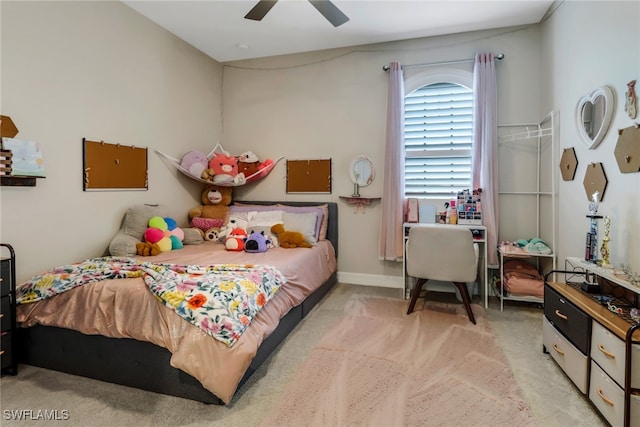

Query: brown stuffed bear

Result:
[189,185,233,237]
[270,223,312,249]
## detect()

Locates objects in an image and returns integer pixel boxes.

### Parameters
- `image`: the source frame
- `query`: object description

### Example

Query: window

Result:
[404,80,473,199]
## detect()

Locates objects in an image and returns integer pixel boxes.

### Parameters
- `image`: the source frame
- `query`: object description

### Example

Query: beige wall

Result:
[541,1,640,272]
[224,25,543,287]
[0,1,223,282]
[2,1,637,287]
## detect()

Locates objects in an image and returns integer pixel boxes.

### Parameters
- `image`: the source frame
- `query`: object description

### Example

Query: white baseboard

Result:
[337,272,403,288]
[337,271,477,297]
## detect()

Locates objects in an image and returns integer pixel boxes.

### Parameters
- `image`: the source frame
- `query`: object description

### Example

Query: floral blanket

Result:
[15,257,285,347]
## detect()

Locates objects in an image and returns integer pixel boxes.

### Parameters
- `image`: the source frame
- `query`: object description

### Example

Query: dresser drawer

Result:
[544,284,591,354]
[0,260,10,297]
[589,360,640,427]
[591,321,640,389]
[0,297,12,331]
[543,316,589,394]
[1,331,12,369]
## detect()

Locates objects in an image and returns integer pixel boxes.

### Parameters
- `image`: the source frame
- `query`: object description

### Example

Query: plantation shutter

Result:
[404,82,473,198]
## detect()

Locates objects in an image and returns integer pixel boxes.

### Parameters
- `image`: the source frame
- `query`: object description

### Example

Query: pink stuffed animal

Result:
[209,153,239,185]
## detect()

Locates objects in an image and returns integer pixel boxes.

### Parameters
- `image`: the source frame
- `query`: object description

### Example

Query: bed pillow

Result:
[231,203,327,241]
[283,211,318,246]
[247,210,284,226]
[276,204,327,240]
[245,210,284,247]
[230,204,278,213]
[226,211,250,231]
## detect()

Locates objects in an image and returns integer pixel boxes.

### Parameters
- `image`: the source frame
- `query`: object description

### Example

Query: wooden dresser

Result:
[544,277,640,427]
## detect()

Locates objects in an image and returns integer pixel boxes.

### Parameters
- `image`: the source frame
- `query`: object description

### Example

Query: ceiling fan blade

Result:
[308,1,349,27]
[245,0,278,21]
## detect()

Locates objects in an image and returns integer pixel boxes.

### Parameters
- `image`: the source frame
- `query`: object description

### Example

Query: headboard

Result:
[234,201,338,257]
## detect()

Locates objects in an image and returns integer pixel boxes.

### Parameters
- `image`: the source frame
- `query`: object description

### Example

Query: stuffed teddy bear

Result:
[270,224,312,249]
[245,230,271,253]
[203,226,221,242]
[225,227,247,251]
[189,185,233,237]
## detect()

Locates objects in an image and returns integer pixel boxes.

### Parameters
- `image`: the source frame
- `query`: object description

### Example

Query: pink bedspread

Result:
[16,241,337,404]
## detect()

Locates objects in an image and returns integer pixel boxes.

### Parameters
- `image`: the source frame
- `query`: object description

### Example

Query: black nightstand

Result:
[1,243,17,375]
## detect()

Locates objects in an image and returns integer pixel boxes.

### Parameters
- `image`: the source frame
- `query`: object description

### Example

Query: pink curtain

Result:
[472,53,499,266]
[379,61,405,261]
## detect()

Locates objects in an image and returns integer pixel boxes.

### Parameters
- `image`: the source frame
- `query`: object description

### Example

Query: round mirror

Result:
[349,155,374,187]
[575,86,614,150]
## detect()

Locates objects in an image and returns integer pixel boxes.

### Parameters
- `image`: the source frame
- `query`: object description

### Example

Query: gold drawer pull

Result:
[0,350,4,356]
[0,314,3,318]
[597,344,616,359]
[554,310,568,320]
[597,388,615,406]
[553,343,565,356]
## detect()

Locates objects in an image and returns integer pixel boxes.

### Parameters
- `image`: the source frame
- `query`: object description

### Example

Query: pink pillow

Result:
[276,204,328,240]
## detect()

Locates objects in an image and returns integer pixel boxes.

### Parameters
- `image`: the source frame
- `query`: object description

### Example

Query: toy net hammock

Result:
[156,144,283,187]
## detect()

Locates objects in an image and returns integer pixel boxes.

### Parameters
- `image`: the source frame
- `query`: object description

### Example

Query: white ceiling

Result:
[122,0,555,62]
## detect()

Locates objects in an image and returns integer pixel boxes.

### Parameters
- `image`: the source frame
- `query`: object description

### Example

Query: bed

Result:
[15,201,338,405]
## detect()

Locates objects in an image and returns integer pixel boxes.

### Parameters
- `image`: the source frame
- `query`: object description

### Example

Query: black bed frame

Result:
[18,201,338,404]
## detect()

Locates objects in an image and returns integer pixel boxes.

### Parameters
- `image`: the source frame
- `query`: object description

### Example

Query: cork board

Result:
[83,139,148,191]
[286,159,331,193]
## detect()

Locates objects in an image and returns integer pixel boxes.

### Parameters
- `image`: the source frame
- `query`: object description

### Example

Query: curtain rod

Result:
[382,53,505,72]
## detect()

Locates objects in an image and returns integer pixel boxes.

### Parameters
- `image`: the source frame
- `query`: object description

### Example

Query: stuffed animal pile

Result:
[179,148,274,185]
[189,185,233,241]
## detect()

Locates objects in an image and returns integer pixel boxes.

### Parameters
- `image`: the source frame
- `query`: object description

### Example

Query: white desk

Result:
[403,223,489,309]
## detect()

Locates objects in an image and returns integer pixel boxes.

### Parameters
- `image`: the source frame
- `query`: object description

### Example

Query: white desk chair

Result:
[405,225,478,324]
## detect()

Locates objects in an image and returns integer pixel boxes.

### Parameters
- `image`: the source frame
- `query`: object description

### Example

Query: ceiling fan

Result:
[244,0,350,28]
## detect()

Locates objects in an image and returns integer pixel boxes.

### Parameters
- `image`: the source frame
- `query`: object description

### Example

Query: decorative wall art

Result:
[624,79,637,119]
[1,137,46,178]
[614,125,640,173]
[582,162,608,202]
[83,138,148,191]
[286,159,331,193]
[559,147,578,181]
[575,86,614,149]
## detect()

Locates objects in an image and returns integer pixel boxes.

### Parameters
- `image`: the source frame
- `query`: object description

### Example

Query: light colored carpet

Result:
[0,284,606,426]
[261,296,534,426]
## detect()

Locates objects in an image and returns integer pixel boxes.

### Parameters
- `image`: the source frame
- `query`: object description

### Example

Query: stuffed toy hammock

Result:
[156,143,283,187]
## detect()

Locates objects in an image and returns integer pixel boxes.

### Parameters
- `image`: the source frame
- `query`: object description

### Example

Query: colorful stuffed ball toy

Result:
[164,217,178,230]
[148,216,168,231]
[144,216,177,252]
[164,217,184,250]
[144,227,165,244]
[169,235,183,250]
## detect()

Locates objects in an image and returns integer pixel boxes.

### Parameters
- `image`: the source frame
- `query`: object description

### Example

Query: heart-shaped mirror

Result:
[575,86,614,149]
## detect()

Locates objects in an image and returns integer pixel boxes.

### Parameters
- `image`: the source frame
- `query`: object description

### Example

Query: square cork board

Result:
[286,159,331,193]
[83,138,148,191]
